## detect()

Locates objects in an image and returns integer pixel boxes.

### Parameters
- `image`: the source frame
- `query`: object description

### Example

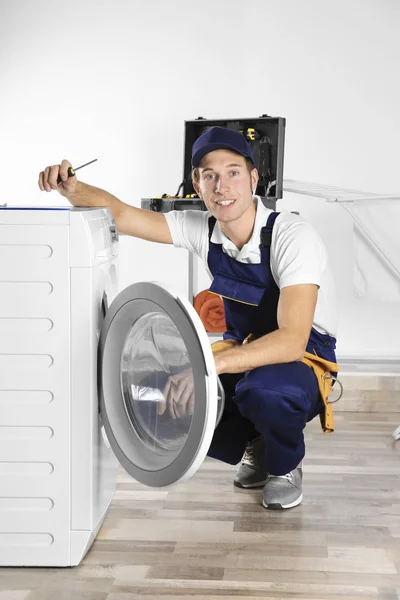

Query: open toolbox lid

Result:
[141,114,286,212]
[182,115,286,203]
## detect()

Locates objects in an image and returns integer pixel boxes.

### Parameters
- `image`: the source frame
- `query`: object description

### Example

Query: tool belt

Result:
[211,338,341,434]
[301,351,340,434]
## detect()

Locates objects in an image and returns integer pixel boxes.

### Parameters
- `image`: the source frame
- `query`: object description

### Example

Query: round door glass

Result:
[120,311,195,462]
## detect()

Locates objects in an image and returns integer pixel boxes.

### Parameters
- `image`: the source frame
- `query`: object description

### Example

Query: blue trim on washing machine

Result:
[0,207,71,210]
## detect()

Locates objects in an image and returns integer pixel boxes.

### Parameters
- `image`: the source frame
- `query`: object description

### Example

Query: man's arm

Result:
[38,160,173,244]
[213,283,318,375]
[67,181,173,243]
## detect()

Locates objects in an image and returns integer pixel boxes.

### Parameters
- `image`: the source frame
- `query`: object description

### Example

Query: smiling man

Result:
[38,126,338,510]
[162,127,338,509]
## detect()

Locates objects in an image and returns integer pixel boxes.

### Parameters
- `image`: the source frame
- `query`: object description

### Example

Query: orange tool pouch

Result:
[301,351,340,433]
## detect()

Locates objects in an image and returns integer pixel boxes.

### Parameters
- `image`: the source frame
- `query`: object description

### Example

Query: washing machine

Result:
[0,206,222,567]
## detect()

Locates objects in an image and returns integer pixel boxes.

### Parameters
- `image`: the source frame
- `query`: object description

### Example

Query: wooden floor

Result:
[1,411,399,600]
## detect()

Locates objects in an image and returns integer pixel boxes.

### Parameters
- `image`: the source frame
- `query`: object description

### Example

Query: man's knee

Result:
[234,364,314,425]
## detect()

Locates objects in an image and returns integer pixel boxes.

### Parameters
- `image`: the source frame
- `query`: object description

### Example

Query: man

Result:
[38,127,338,510]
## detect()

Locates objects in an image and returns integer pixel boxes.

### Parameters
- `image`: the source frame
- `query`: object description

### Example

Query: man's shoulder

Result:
[164,208,211,254]
[184,209,212,238]
[254,199,304,227]
[272,210,325,254]
[166,208,211,226]
[253,205,306,236]
[183,208,211,222]
[273,210,314,236]
[275,210,306,225]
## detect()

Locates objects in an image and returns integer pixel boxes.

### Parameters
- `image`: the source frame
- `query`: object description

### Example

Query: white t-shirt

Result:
[164,196,337,337]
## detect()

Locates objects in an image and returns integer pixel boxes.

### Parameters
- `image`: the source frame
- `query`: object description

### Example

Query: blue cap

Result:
[191,126,255,167]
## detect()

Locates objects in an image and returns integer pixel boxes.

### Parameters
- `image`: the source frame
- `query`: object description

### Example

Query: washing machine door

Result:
[98,281,224,487]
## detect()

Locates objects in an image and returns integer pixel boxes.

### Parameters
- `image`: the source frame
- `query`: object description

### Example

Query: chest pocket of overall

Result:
[207,211,280,307]
[209,271,267,307]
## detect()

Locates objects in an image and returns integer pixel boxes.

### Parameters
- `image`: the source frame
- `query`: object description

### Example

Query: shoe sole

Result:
[234,479,267,489]
[262,493,303,510]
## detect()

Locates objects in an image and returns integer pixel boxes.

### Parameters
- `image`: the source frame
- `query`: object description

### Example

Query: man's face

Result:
[194,149,258,224]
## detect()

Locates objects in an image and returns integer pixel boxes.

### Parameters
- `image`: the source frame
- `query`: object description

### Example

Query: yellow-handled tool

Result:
[57,158,97,184]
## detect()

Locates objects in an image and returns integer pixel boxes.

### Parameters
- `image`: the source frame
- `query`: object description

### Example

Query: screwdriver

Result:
[57,158,98,184]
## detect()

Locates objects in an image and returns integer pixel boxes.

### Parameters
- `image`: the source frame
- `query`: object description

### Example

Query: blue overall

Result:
[206,212,337,475]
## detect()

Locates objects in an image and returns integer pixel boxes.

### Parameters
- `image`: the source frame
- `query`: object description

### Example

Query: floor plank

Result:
[0,412,399,599]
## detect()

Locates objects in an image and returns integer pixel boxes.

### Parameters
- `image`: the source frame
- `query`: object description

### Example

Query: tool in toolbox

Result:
[57,158,98,185]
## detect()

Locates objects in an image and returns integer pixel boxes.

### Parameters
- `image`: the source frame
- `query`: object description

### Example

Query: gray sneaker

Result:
[263,466,303,510]
[234,436,267,488]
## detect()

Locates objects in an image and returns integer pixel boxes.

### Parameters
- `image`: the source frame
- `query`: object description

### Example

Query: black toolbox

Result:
[141,114,286,212]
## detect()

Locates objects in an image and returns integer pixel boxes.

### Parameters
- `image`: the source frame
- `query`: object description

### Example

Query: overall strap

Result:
[208,215,217,241]
[259,211,280,249]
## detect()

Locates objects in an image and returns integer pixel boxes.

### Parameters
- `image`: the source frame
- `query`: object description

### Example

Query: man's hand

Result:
[158,369,195,419]
[38,160,78,199]
[212,338,242,376]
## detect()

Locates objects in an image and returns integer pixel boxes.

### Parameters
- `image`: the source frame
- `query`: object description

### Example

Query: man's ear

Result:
[193,182,201,198]
[251,167,259,193]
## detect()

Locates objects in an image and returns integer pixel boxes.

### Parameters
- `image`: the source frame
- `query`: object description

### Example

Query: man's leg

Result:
[234,361,323,508]
[207,373,259,465]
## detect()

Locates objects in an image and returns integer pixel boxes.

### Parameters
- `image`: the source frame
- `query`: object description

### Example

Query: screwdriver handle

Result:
[57,167,75,185]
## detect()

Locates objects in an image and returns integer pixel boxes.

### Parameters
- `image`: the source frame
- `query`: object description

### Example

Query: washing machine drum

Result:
[98,281,224,488]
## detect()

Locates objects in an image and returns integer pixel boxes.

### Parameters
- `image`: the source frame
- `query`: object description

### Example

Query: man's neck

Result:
[219,200,257,250]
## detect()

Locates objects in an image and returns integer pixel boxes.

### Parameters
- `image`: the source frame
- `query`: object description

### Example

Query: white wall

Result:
[1,0,399,359]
